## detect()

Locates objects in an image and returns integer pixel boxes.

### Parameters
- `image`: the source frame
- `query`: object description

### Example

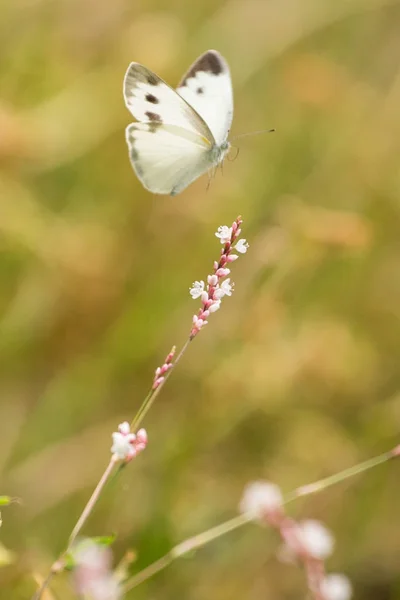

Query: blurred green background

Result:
[1,0,400,597]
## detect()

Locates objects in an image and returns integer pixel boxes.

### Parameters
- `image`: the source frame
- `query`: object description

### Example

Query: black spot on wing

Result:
[181,51,224,85]
[145,111,162,123]
[145,93,159,104]
[196,87,204,94]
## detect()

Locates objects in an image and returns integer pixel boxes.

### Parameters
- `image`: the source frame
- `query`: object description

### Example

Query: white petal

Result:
[299,520,334,559]
[239,481,283,520]
[235,239,249,254]
[321,574,352,600]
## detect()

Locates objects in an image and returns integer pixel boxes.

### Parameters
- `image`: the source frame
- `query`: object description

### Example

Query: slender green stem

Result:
[289,449,394,501]
[123,514,252,593]
[68,457,117,548]
[32,457,118,600]
[123,446,398,592]
[131,339,191,430]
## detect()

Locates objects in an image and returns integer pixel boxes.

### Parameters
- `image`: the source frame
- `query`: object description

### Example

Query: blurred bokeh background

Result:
[1,0,400,597]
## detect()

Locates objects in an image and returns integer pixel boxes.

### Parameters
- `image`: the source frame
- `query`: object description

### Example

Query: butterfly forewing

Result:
[177,50,233,146]
[124,63,214,141]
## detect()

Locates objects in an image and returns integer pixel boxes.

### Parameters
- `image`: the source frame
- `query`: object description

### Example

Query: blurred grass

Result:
[1,0,400,598]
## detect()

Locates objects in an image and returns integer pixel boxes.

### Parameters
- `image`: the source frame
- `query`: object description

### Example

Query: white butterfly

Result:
[123,50,233,196]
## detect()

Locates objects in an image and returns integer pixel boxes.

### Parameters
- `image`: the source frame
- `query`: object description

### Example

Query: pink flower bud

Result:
[153,376,165,389]
[136,428,148,444]
[216,268,230,278]
[207,274,218,286]
[227,254,239,262]
[209,301,221,313]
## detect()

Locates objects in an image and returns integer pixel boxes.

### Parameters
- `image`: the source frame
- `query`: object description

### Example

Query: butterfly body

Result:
[123,50,233,195]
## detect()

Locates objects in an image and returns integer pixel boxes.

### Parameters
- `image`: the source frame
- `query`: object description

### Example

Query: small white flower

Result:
[213,279,234,299]
[235,239,249,254]
[73,540,121,600]
[189,280,205,299]
[220,278,234,297]
[209,300,221,313]
[298,520,334,560]
[215,225,232,244]
[111,431,136,460]
[118,421,130,435]
[321,574,352,600]
[89,577,121,600]
[239,481,283,520]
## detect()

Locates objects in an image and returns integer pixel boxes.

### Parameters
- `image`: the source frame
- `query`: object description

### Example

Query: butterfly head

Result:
[211,139,230,166]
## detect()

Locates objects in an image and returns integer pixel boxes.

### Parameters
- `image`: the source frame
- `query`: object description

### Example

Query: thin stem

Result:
[68,457,117,548]
[290,448,393,501]
[131,339,191,430]
[123,446,398,592]
[32,457,117,600]
[123,514,251,593]
[31,571,55,600]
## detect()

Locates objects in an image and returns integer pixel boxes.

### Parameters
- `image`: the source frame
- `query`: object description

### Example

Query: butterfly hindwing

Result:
[126,122,212,195]
[177,50,233,146]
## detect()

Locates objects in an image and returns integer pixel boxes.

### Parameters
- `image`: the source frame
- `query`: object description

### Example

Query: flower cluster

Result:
[153,346,176,390]
[111,422,148,463]
[189,216,249,338]
[240,481,352,600]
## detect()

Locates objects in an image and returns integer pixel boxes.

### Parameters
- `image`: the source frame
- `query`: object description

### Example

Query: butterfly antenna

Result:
[231,128,275,141]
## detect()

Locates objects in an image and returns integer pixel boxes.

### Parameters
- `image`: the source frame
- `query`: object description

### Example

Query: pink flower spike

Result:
[111,422,148,463]
[188,216,247,338]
